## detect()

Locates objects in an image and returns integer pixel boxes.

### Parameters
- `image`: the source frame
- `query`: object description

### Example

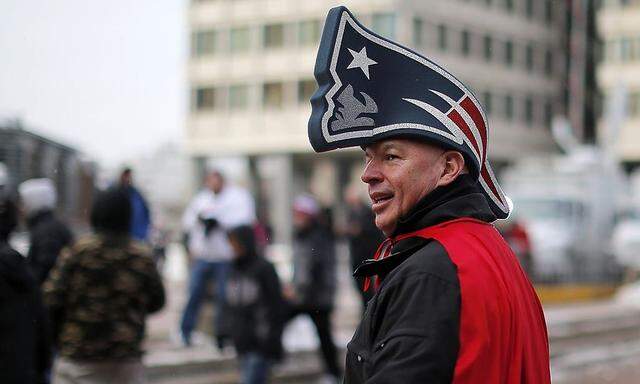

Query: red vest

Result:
[397,218,550,383]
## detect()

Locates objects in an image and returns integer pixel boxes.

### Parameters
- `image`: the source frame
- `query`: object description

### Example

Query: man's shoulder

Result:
[387,239,459,287]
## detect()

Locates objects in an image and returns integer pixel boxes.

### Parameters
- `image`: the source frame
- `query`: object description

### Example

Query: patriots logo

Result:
[308,6,510,219]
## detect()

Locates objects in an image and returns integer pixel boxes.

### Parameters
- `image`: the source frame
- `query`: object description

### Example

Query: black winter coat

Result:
[345,176,493,383]
[222,254,285,359]
[0,242,51,384]
[26,210,74,284]
[292,225,336,310]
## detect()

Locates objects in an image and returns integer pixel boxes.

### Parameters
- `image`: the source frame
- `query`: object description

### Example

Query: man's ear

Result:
[437,151,466,187]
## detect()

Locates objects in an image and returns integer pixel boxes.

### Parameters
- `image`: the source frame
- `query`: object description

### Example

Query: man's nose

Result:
[361,159,382,185]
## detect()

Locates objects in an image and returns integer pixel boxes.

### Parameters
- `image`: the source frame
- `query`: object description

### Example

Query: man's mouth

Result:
[370,192,393,211]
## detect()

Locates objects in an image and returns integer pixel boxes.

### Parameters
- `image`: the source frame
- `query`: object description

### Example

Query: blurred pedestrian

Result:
[223,225,284,384]
[180,169,256,347]
[19,178,74,285]
[284,194,342,383]
[0,196,51,384]
[118,168,151,242]
[344,186,384,313]
[43,187,165,384]
[308,7,550,382]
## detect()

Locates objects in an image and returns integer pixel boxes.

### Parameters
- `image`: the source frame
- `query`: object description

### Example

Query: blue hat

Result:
[308,6,509,219]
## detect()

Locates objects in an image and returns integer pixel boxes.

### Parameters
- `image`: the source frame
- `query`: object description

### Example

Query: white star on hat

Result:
[347,47,377,80]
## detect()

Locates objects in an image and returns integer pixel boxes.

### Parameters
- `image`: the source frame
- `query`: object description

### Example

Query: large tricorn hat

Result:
[308,6,510,219]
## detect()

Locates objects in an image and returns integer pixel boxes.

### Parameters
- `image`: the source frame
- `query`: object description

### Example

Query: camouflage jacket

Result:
[43,234,165,360]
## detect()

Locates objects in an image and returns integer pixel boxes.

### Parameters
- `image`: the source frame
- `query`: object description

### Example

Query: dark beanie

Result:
[0,197,18,241]
[227,225,258,259]
[90,187,131,234]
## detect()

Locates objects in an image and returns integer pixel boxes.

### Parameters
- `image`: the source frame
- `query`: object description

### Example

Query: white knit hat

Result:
[19,178,57,214]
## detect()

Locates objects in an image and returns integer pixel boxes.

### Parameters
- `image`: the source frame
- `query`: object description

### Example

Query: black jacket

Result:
[222,254,285,359]
[344,175,495,383]
[292,225,336,310]
[26,209,74,284]
[0,242,51,384]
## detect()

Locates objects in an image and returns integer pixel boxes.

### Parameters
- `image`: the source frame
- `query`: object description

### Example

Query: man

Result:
[180,169,256,347]
[0,196,51,384]
[285,194,341,382]
[19,178,74,285]
[119,168,151,242]
[344,186,384,312]
[307,7,550,383]
[43,187,165,383]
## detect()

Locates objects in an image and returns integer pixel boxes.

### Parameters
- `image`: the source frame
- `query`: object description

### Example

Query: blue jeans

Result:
[180,259,230,343]
[239,352,271,384]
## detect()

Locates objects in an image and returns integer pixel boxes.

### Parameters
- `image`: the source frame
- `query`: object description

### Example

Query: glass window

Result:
[621,37,632,61]
[372,13,396,39]
[194,87,216,110]
[504,94,514,120]
[298,79,317,104]
[505,0,514,12]
[263,82,284,108]
[544,49,553,76]
[263,23,284,48]
[525,43,534,72]
[192,30,216,56]
[298,20,320,46]
[525,96,534,126]
[544,100,553,127]
[438,24,448,51]
[229,85,249,110]
[504,40,514,66]
[413,18,424,46]
[461,30,471,56]
[483,91,492,115]
[544,0,553,24]
[483,35,493,61]
[230,27,250,53]
[525,0,534,19]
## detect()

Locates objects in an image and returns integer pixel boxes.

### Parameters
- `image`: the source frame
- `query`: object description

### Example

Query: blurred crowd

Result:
[0,166,387,384]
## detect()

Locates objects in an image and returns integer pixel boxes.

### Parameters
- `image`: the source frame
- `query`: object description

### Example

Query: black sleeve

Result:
[144,258,166,314]
[367,272,460,383]
[260,262,285,359]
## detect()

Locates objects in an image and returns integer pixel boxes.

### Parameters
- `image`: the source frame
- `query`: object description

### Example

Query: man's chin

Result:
[375,216,395,238]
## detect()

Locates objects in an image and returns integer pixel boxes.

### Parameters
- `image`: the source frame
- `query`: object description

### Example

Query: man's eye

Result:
[385,154,398,160]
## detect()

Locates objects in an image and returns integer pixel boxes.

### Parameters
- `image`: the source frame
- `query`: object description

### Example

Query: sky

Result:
[0,0,187,166]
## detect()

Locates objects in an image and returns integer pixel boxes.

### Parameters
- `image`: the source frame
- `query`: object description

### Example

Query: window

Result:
[524,96,534,126]
[372,13,396,39]
[298,20,320,46]
[230,27,250,53]
[483,91,492,115]
[229,85,249,110]
[544,49,554,76]
[621,37,633,61]
[525,0,534,19]
[483,35,493,61]
[461,30,471,56]
[413,18,424,46]
[263,82,284,108]
[438,24,448,51]
[263,23,284,48]
[504,0,514,12]
[298,79,317,104]
[504,40,514,66]
[504,94,514,120]
[192,30,216,56]
[194,87,216,110]
[544,0,553,24]
[544,101,553,128]
[525,43,534,72]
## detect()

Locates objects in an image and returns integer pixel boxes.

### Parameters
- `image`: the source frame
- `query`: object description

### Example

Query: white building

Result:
[187,0,567,243]
[598,0,640,166]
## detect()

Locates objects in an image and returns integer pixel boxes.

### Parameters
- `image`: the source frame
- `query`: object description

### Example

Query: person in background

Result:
[344,186,384,313]
[284,194,342,383]
[43,187,165,384]
[180,169,256,347]
[119,168,151,242]
[18,178,74,285]
[0,196,51,384]
[223,225,284,384]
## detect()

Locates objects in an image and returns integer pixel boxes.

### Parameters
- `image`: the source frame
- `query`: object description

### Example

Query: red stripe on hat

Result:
[448,109,481,159]
[460,97,487,163]
[480,164,502,205]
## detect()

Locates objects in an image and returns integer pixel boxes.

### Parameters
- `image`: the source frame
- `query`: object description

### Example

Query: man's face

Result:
[362,139,446,236]
[205,172,224,194]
